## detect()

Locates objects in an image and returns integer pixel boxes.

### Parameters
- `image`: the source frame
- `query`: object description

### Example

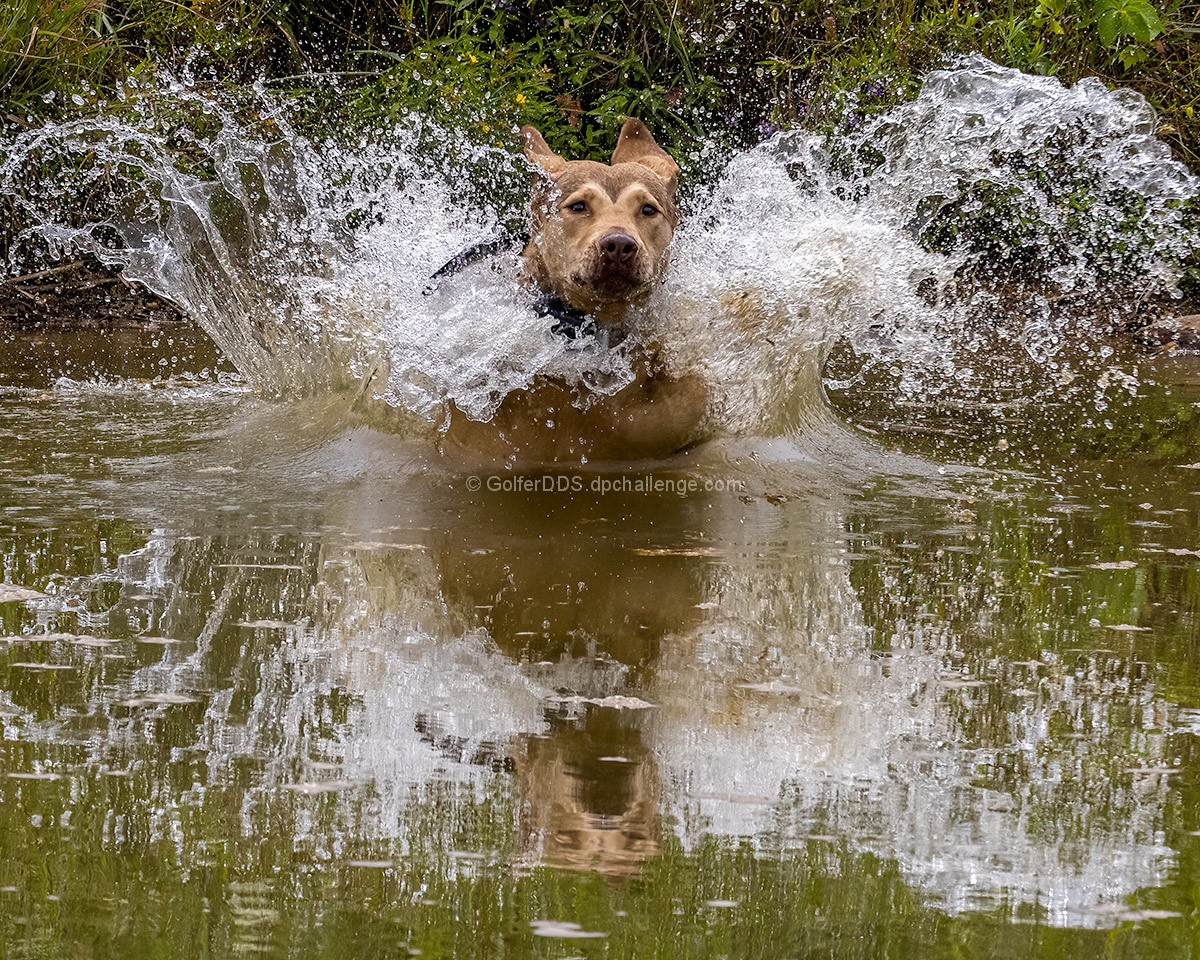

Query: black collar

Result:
[533,294,596,341]
[425,231,599,342]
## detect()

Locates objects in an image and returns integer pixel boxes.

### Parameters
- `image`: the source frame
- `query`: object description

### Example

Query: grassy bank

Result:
[3,1,1199,163]
[2,1,1199,320]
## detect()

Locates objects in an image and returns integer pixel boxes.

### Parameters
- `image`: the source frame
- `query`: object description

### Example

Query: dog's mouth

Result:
[568,274,649,307]
[573,260,652,300]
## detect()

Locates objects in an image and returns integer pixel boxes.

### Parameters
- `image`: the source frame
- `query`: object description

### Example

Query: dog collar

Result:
[423,230,598,342]
[422,229,527,294]
[534,295,596,341]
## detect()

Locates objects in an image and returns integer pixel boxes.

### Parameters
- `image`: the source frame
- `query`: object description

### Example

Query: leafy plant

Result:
[1,0,1198,187]
[1094,0,1164,45]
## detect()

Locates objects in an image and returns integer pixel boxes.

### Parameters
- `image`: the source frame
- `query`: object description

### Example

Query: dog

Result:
[440,118,707,465]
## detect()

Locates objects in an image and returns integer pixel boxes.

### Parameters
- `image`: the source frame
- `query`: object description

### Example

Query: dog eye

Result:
[641,204,659,217]
[565,201,587,213]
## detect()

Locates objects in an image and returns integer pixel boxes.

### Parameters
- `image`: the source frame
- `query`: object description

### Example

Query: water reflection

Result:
[2,382,1188,944]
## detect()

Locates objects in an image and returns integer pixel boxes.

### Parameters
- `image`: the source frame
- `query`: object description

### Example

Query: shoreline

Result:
[0,260,188,333]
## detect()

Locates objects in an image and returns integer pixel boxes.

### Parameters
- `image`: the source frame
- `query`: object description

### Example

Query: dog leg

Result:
[614,374,708,456]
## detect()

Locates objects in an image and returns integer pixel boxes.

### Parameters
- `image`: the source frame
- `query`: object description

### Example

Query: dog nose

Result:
[598,232,638,264]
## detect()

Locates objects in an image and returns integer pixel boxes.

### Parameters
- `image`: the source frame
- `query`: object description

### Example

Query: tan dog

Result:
[440,118,707,465]
[521,118,679,319]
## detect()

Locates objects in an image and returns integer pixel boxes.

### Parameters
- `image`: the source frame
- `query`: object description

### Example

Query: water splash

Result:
[2,56,1196,436]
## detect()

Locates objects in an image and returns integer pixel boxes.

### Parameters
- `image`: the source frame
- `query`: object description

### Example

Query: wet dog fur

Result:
[440,118,706,465]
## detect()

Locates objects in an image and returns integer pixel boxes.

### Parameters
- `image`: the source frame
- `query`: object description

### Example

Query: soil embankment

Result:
[0,260,189,332]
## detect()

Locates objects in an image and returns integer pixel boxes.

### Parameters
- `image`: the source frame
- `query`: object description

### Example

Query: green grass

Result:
[3,1,1198,161]
[2,0,1198,289]
[1,0,123,112]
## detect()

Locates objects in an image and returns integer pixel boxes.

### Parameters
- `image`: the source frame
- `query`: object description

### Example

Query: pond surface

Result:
[3,328,1200,959]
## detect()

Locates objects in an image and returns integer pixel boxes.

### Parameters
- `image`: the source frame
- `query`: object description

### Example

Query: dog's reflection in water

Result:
[107,437,1181,909]
[512,709,661,876]
[414,703,660,876]
[322,461,854,878]
[387,481,714,876]
[433,486,709,673]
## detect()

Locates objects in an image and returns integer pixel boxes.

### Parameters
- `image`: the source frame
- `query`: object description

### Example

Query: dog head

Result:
[520,117,679,316]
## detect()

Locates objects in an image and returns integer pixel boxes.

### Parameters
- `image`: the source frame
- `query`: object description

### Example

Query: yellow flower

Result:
[514,93,527,105]
[468,53,477,63]
[481,124,491,133]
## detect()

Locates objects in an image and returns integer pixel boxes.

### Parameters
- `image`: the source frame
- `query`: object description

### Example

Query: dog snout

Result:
[598,232,638,265]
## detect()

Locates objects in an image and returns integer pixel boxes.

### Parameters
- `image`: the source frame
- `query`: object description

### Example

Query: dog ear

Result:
[610,118,679,194]
[521,125,567,177]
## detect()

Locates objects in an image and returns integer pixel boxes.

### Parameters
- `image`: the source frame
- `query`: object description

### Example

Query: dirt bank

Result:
[0,259,191,333]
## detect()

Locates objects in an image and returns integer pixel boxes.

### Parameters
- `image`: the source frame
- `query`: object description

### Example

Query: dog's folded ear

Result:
[521,126,568,177]
[610,118,679,194]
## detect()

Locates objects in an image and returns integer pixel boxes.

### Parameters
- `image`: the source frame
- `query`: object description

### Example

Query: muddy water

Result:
[3,331,1200,958]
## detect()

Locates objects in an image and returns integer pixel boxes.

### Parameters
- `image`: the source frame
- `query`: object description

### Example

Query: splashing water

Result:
[2,56,1196,436]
